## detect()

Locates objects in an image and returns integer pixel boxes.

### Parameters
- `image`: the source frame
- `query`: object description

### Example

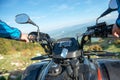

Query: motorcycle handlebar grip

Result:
[86,23,115,38]
[28,32,51,42]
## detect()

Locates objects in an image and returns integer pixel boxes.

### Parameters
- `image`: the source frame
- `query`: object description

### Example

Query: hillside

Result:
[0,38,45,55]
[48,23,89,39]
[1,37,120,72]
[0,38,45,73]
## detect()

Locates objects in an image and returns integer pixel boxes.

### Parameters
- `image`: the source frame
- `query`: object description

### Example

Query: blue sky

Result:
[0,0,118,33]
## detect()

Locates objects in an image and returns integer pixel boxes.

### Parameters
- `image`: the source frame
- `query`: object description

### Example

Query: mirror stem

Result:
[36,25,40,42]
[28,20,40,42]
[96,8,117,24]
[96,17,100,24]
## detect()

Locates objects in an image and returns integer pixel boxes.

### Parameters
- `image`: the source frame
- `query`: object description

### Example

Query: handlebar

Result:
[31,55,49,60]
[80,22,114,50]
[84,51,119,57]
[28,32,53,54]
[85,22,113,38]
[28,32,51,42]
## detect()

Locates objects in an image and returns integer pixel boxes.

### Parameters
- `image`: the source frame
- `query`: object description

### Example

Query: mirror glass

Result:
[15,13,29,24]
[109,0,118,9]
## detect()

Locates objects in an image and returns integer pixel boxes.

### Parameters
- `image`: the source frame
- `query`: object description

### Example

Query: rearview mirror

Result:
[109,0,118,9]
[96,0,118,24]
[15,13,39,27]
[15,13,40,42]
[15,13,30,24]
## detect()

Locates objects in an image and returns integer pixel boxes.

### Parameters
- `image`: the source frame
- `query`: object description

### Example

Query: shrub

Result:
[0,38,8,55]
[88,44,103,51]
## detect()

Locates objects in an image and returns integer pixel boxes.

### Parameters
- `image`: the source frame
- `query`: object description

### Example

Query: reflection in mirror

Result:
[109,0,118,9]
[15,13,30,24]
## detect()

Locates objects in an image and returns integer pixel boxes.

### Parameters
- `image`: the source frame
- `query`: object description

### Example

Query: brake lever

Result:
[31,55,49,60]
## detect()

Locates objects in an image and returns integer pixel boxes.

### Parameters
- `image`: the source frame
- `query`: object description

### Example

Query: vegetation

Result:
[90,38,120,52]
[0,38,45,80]
[0,38,120,80]
[84,38,120,58]
[0,38,45,55]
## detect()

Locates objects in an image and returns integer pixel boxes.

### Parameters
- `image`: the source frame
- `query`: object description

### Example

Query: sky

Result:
[0,0,118,33]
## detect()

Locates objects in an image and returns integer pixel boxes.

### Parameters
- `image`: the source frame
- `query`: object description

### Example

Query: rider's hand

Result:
[20,33,29,42]
[112,24,120,38]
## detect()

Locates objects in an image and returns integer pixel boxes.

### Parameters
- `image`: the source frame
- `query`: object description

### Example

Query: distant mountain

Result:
[48,23,92,39]
[48,19,115,39]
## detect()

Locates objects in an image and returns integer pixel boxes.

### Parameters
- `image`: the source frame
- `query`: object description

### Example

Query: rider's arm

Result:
[0,20,21,40]
[116,14,120,28]
[112,0,120,37]
[0,20,29,42]
[116,0,120,28]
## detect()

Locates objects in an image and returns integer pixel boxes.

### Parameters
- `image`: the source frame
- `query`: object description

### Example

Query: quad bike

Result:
[15,1,120,80]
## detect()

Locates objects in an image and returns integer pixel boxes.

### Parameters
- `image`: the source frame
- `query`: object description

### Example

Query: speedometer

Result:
[58,40,72,48]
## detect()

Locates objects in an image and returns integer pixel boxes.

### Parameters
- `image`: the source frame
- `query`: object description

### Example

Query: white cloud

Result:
[58,4,69,10]
[31,16,46,19]
[52,4,74,11]
[27,0,41,6]
[74,2,81,6]
[85,0,92,4]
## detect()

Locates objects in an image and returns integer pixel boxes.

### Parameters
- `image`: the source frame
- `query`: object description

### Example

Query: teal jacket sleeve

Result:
[0,20,21,40]
[116,0,120,28]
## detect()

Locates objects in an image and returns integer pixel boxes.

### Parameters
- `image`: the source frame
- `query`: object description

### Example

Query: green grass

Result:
[1,38,120,72]
[0,38,120,80]
[0,49,45,72]
[0,38,46,80]
[84,38,120,51]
